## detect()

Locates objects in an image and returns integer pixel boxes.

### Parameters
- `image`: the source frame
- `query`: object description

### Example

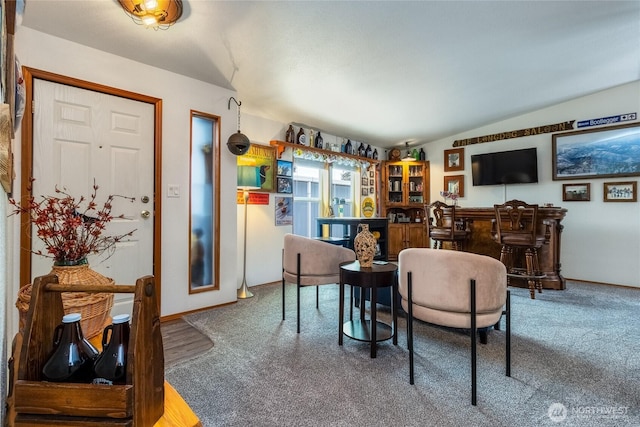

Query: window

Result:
[293,160,359,238]
[292,161,321,238]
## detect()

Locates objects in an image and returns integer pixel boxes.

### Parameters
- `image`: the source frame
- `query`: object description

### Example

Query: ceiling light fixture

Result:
[402,142,414,161]
[226,97,251,156]
[118,0,183,30]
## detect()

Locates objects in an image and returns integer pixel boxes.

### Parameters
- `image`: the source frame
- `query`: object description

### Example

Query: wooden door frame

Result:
[19,67,163,304]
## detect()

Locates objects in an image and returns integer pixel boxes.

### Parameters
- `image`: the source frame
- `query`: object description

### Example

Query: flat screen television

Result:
[471,147,538,186]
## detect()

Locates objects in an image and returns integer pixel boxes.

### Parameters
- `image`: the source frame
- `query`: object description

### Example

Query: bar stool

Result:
[492,200,549,299]
[426,201,470,251]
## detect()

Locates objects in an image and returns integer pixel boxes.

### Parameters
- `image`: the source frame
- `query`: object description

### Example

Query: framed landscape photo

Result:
[444,174,464,197]
[603,181,637,202]
[276,159,292,177]
[444,148,464,172]
[552,122,640,180]
[562,183,590,201]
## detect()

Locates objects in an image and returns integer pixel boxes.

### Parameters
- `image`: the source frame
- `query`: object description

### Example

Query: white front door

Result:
[31,79,155,313]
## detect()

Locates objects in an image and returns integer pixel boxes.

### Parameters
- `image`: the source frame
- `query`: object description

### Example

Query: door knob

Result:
[141,210,151,219]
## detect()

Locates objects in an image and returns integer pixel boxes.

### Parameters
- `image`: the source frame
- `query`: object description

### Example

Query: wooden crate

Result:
[11,275,164,426]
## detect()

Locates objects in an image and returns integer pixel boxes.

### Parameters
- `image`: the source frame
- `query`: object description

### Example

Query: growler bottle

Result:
[315,131,324,149]
[365,145,372,158]
[296,127,306,145]
[93,313,130,385]
[419,148,426,161]
[285,125,295,143]
[373,148,378,160]
[42,313,99,383]
[344,139,352,155]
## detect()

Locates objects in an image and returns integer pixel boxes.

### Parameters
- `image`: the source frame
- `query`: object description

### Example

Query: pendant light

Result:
[117,0,183,30]
[227,97,251,156]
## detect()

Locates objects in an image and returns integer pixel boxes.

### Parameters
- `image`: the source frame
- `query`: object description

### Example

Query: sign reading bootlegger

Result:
[453,120,575,147]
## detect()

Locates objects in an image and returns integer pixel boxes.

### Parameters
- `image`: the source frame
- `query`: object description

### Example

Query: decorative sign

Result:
[577,113,636,128]
[453,120,575,147]
[237,191,270,205]
[361,196,375,218]
[237,144,276,192]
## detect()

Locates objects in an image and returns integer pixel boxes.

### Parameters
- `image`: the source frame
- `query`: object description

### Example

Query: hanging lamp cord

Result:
[228,97,242,131]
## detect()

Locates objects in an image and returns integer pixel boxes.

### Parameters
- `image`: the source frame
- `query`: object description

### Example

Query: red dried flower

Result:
[9,179,136,265]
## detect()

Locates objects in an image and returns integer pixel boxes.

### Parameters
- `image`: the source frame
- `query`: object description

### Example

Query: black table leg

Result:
[371,287,377,358]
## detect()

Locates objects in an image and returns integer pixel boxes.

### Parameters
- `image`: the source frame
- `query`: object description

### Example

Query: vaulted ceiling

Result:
[19,1,640,149]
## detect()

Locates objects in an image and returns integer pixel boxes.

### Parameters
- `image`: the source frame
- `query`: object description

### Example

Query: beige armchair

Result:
[398,248,511,406]
[282,234,356,333]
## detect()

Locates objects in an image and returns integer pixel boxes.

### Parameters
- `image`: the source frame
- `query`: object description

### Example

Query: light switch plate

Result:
[168,184,180,198]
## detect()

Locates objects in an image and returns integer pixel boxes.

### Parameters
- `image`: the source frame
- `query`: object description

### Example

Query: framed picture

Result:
[277,177,292,194]
[603,181,637,202]
[562,183,590,201]
[237,144,276,192]
[444,148,464,172]
[275,197,293,226]
[444,175,464,197]
[552,122,640,180]
[276,159,292,177]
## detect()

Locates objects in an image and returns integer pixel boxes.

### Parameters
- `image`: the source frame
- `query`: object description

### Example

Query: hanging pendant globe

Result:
[227,131,251,155]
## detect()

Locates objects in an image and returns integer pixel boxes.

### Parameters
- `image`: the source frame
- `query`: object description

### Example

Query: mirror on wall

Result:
[189,111,220,293]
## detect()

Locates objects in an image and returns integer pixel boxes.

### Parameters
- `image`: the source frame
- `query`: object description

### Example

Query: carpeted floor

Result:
[165,281,640,426]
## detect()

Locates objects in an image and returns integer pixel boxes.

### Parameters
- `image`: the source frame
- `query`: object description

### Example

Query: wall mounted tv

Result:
[471,147,538,186]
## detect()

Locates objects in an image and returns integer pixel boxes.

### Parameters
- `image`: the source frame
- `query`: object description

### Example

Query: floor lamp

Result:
[237,166,260,298]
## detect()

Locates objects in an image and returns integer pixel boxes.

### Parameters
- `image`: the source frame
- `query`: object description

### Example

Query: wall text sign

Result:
[453,120,575,147]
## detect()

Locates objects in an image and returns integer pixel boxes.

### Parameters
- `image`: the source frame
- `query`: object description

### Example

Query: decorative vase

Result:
[17,262,115,339]
[354,224,376,268]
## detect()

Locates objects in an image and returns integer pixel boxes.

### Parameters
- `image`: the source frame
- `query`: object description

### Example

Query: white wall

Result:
[423,81,640,287]
[10,27,243,331]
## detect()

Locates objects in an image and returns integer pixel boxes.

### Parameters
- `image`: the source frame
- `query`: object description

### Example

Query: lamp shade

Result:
[237,166,261,190]
[118,0,183,29]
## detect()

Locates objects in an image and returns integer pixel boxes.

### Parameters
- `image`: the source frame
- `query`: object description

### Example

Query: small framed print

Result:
[603,181,637,202]
[444,175,464,197]
[276,160,292,177]
[277,177,292,194]
[444,148,464,172]
[562,183,590,201]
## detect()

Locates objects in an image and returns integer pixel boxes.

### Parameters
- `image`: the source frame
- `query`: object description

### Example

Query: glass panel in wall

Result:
[189,111,220,293]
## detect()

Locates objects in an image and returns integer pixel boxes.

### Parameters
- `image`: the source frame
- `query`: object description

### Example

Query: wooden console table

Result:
[455,206,567,290]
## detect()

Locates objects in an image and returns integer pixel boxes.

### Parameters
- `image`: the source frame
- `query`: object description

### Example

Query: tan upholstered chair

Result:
[398,248,511,406]
[426,201,470,250]
[282,234,356,333]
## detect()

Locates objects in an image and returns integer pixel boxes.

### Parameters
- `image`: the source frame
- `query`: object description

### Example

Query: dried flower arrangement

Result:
[9,179,136,265]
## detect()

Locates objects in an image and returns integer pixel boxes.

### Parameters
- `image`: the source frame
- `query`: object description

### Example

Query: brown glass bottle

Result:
[42,313,99,383]
[296,127,306,145]
[285,125,295,143]
[93,313,130,385]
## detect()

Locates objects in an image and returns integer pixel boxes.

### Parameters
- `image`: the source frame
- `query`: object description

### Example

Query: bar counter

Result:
[455,206,568,290]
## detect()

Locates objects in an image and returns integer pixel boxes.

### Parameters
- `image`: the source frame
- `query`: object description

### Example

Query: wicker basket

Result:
[16,264,115,339]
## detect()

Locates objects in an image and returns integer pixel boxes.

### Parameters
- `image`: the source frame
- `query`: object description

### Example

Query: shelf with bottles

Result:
[270,140,380,164]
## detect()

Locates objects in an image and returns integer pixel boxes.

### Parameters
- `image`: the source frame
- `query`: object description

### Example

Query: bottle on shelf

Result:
[93,313,130,385]
[285,125,295,144]
[309,130,315,148]
[316,131,324,149]
[296,127,306,145]
[365,144,372,158]
[419,148,426,160]
[358,143,366,157]
[373,148,378,160]
[42,313,100,383]
[412,148,419,160]
[345,139,352,155]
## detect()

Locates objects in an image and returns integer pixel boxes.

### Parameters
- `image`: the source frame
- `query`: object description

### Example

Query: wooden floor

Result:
[161,318,213,366]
